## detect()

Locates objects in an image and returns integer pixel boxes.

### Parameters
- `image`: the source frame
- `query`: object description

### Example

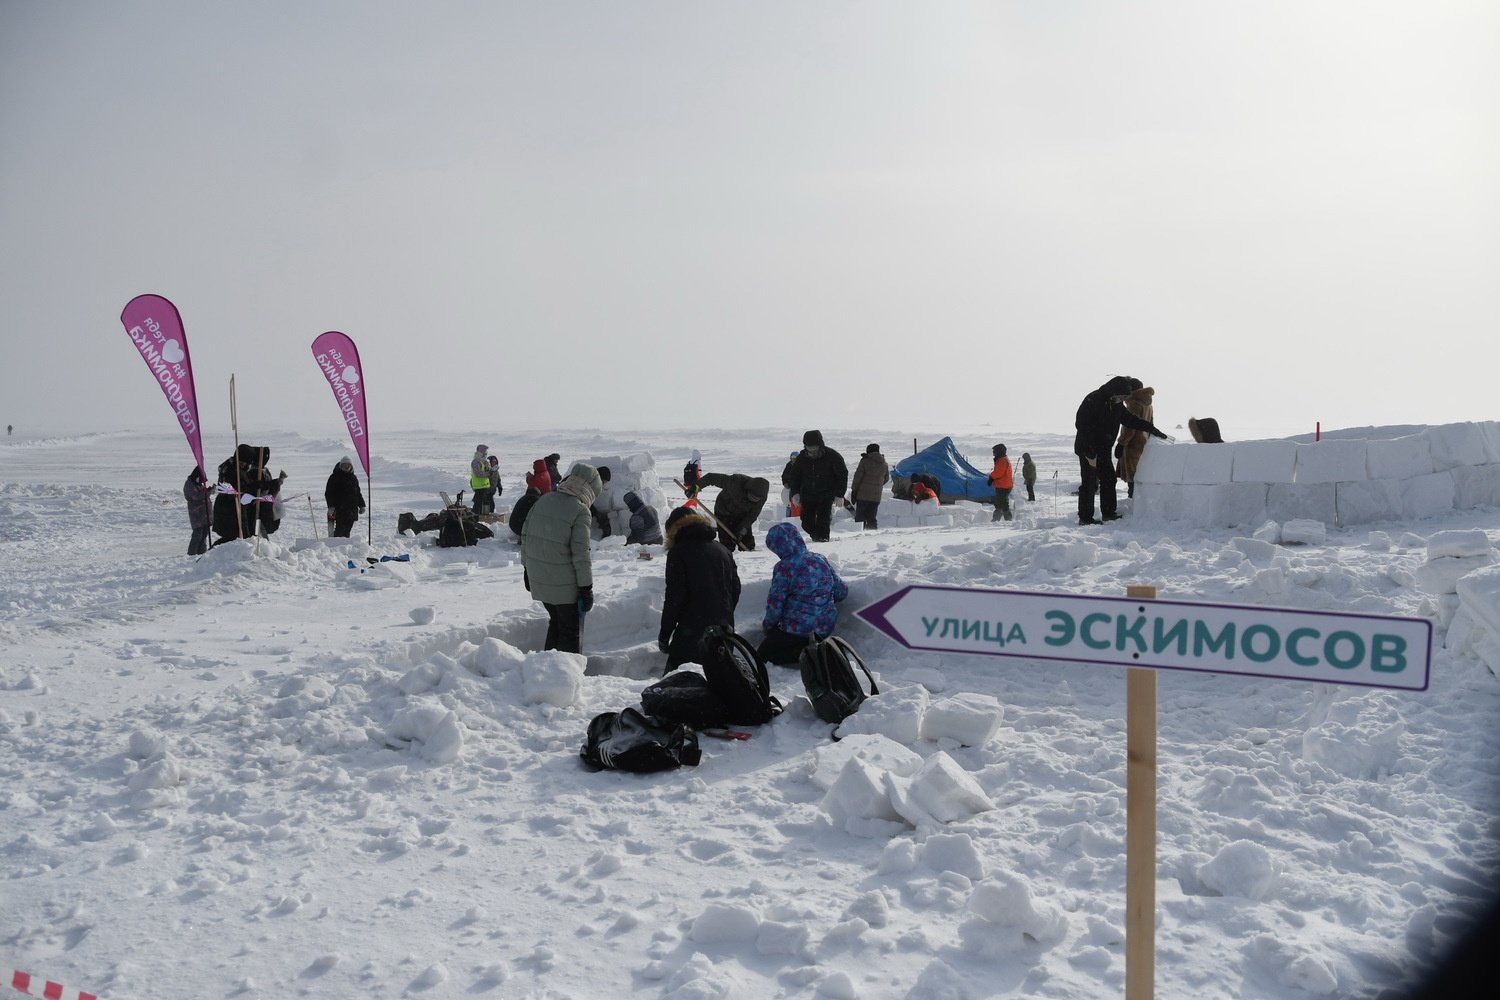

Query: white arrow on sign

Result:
[856,585,1432,692]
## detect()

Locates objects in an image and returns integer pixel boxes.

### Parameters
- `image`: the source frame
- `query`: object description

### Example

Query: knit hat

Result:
[866,443,880,454]
[476,444,488,453]
[340,455,352,465]
[992,443,1007,458]
[803,430,824,448]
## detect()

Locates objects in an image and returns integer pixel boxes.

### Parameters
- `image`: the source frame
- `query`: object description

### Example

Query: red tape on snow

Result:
[7,969,98,1000]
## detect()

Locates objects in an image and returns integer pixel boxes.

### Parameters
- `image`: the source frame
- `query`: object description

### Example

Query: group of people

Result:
[1072,376,1167,525]
[468,445,505,515]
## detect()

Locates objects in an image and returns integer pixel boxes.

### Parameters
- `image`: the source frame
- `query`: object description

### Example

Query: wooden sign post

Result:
[1125,584,1157,1000]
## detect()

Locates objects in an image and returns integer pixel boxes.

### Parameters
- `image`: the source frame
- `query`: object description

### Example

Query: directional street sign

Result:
[856,585,1432,692]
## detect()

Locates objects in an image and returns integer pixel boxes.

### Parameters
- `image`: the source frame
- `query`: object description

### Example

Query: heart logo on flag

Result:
[162,339,186,364]
[341,366,360,384]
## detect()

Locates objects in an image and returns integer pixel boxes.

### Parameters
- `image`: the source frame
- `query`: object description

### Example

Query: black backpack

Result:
[580,708,702,772]
[641,671,730,729]
[700,626,783,726]
[799,635,878,724]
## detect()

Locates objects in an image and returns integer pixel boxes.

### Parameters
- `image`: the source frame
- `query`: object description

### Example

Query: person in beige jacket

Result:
[849,443,889,529]
[1114,385,1156,498]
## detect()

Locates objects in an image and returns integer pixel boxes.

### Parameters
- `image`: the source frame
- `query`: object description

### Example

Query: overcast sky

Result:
[2,1,1495,445]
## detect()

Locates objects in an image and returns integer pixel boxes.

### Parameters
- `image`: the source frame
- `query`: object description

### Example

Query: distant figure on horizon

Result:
[1021,452,1037,502]
[6,425,10,436]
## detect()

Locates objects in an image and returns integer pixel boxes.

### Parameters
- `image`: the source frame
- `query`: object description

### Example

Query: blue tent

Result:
[892,437,993,502]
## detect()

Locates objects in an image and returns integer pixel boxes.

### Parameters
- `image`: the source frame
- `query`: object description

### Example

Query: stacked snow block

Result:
[1133,421,1500,529]
[584,452,667,537]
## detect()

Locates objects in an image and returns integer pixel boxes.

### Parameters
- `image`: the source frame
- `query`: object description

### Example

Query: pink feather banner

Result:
[119,294,205,474]
[310,331,370,476]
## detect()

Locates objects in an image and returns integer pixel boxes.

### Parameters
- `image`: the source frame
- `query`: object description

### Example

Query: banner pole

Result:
[230,374,243,541]
[1125,583,1158,1000]
[367,471,373,546]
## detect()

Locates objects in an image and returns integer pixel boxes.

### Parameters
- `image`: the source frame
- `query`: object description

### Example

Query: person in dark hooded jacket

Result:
[658,507,741,671]
[757,522,848,665]
[213,444,284,542]
[782,430,848,542]
[696,471,770,551]
[624,491,663,545]
[184,466,211,555]
[1073,376,1169,524]
[324,456,365,537]
[508,472,543,538]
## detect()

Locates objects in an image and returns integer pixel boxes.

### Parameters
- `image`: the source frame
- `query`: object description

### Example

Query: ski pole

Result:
[308,495,320,540]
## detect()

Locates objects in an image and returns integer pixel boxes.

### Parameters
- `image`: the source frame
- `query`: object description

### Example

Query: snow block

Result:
[1401,471,1456,520]
[519,652,584,707]
[1230,537,1278,563]
[1268,483,1336,525]
[1423,422,1489,471]
[1417,554,1496,596]
[834,682,929,746]
[822,758,906,835]
[878,499,916,520]
[1029,540,1099,573]
[1294,439,1368,484]
[1366,434,1434,480]
[1197,840,1278,901]
[1479,422,1500,463]
[1231,440,1297,483]
[1427,529,1496,560]
[1281,519,1327,546]
[1134,442,1189,485]
[1457,563,1500,637]
[919,693,1004,746]
[621,452,655,473]
[1451,464,1500,509]
[887,751,994,826]
[1208,482,1270,528]
[801,734,922,792]
[919,832,987,881]
[1335,479,1404,527]
[1180,443,1236,485]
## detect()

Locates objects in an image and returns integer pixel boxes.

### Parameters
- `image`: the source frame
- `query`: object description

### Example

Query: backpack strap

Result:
[828,636,878,696]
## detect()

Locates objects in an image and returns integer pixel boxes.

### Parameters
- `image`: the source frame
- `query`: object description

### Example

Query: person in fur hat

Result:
[658,506,741,671]
[1113,384,1157,498]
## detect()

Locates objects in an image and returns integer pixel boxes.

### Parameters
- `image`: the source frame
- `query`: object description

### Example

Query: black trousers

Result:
[332,510,358,537]
[543,601,583,653]
[800,499,834,541]
[853,499,879,528]
[757,627,813,666]
[188,525,210,555]
[1078,456,1120,522]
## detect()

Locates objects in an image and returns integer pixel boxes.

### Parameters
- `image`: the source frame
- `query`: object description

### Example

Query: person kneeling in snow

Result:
[757,522,848,665]
[659,507,740,671]
[624,491,663,545]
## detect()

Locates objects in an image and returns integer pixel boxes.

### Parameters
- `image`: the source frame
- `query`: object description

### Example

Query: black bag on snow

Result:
[699,625,783,726]
[437,510,493,547]
[799,635,879,724]
[579,708,702,772]
[640,671,730,729]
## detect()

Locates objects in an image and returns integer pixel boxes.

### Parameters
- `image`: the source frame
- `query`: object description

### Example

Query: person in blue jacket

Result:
[757,521,849,665]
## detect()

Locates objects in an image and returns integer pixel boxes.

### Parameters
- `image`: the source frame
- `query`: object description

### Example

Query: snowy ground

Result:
[2,427,1496,1000]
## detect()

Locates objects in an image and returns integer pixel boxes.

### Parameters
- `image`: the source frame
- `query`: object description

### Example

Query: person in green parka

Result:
[1021,453,1038,502]
[520,462,603,654]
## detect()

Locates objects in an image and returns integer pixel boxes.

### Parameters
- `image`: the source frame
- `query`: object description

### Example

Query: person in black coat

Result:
[697,471,771,551]
[658,507,741,671]
[782,430,849,542]
[184,466,211,555]
[1073,376,1168,524]
[324,457,365,538]
[508,472,543,539]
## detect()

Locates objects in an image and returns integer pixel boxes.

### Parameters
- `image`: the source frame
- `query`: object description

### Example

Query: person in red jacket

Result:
[988,443,1014,522]
[910,480,938,504]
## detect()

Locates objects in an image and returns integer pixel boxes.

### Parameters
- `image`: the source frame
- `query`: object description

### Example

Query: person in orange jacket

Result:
[988,443,1014,522]
[910,480,938,504]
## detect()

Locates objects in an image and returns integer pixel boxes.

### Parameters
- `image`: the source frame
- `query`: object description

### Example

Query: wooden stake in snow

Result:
[1125,583,1157,1000]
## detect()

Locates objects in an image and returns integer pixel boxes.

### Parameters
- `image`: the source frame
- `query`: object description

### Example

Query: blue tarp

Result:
[892,437,993,502]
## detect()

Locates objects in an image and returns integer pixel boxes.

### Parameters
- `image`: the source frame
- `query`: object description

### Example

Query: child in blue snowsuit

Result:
[757,521,849,665]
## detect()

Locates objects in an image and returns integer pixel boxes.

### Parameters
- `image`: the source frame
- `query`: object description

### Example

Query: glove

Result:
[523,569,531,592]
[577,586,594,614]
[358,504,365,512]
[657,631,671,654]
[327,509,336,522]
